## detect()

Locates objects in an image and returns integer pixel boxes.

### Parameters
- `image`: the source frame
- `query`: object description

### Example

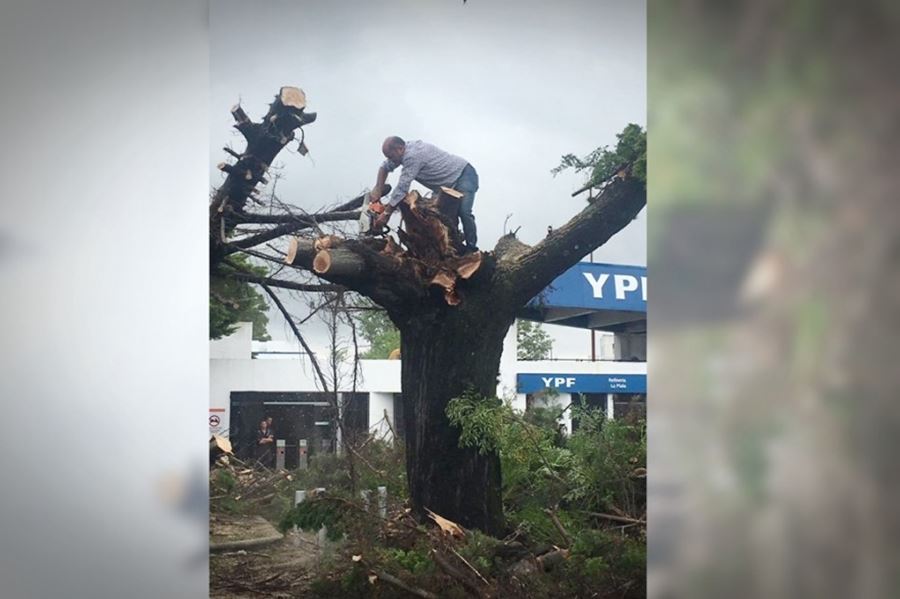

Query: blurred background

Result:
[648,2,900,598]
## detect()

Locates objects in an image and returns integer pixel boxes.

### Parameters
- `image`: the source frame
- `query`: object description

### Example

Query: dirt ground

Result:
[210,515,338,598]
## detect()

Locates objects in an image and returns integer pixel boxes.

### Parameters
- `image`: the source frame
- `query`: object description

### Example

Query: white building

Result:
[211,317,646,465]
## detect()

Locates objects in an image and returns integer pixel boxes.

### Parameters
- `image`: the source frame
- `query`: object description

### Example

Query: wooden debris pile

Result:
[210,449,295,510]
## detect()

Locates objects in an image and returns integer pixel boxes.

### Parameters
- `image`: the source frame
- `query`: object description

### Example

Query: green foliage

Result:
[447,390,646,533]
[308,563,370,598]
[210,254,271,341]
[556,529,646,597]
[447,390,576,521]
[379,547,434,576]
[517,319,554,360]
[552,123,647,190]
[212,468,236,493]
[355,300,401,358]
[278,498,348,541]
[456,530,502,576]
[285,440,407,501]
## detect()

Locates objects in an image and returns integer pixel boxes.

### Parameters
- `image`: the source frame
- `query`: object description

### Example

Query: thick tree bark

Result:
[397,295,515,534]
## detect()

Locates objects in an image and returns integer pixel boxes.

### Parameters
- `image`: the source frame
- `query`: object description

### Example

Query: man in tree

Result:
[370,136,480,253]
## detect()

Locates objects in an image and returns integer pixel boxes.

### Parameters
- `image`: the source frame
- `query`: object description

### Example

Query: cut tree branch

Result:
[210,86,317,268]
[283,236,428,307]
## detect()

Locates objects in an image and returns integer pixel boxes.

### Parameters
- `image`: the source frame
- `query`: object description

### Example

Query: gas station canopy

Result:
[519,262,646,334]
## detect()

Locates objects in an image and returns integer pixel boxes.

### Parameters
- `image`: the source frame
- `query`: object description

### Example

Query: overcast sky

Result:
[211,0,646,358]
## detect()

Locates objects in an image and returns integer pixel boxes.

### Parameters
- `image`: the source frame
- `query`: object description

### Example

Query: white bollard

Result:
[275,439,286,470]
[377,486,387,519]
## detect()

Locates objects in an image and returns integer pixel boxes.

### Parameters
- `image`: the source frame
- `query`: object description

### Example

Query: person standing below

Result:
[254,418,275,468]
[371,136,480,253]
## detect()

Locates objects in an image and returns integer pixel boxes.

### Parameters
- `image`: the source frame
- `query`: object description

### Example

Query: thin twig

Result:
[259,283,330,392]
[431,549,485,598]
[583,511,646,525]
[544,507,573,547]
[383,408,398,441]
[450,547,491,586]
[372,569,439,599]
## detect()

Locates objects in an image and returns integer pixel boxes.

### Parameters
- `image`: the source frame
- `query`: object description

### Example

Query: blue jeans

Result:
[452,163,479,249]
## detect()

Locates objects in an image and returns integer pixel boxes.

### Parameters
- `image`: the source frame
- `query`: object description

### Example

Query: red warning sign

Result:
[209,414,221,427]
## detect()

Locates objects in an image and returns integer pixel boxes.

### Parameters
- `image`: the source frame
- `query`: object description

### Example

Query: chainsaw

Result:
[359,190,390,236]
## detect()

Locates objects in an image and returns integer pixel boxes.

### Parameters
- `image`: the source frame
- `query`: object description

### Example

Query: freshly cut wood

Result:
[210,435,233,454]
[444,289,461,306]
[453,251,482,279]
[285,236,300,264]
[279,86,306,110]
[430,270,456,291]
[313,250,332,273]
[230,104,250,124]
[399,191,456,262]
[210,435,233,465]
[285,236,367,278]
[425,508,465,538]
[439,186,464,199]
[314,235,341,251]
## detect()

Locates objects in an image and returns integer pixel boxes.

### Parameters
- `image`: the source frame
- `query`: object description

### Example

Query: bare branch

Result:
[259,283,330,393]
[221,271,343,293]
[228,209,360,226]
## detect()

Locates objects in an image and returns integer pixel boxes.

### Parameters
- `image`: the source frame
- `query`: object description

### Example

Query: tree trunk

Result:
[397,297,515,535]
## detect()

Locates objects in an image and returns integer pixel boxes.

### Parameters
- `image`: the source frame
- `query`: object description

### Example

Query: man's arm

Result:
[376,162,422,227]
[370,165,389,202]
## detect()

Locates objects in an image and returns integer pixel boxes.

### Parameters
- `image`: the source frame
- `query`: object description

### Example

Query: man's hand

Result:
[369,189,382,203]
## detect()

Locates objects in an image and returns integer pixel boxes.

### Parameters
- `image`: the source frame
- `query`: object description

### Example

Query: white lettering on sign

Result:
[607,376,628,390]
[641,276,647,302]
[582,272,610,298]
[541,376,577,388]
[613,275,639,300]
